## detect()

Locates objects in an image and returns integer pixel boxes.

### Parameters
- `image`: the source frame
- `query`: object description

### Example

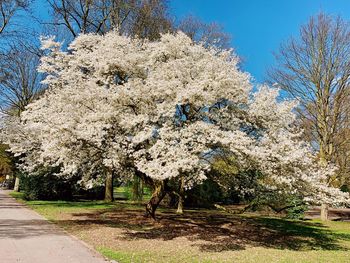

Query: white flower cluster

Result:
[2,31,348,205]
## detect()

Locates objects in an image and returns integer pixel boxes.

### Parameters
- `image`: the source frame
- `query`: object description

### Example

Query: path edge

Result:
[4,190,117,263]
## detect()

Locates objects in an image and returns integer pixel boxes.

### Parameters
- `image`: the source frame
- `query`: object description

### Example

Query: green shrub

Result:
[74,185,105,200]
[285,196,308,219]
[185,179,223,207]
[19,168,76,200]
[249,192,308,219]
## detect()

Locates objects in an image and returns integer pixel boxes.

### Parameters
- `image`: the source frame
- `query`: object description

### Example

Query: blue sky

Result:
[171,0,350,83]
[31,0,350,83]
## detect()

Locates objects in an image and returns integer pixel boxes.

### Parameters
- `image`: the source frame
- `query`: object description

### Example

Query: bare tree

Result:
[268,13,350,220]
[0,43,42,116]
[129,0,172,40]
[178,15,231,49]
[46,0,232,49]
[0,0,30,38]
[46,0,172,39]
[47,0,111,37]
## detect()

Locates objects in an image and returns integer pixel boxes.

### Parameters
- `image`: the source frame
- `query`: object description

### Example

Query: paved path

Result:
[0,190,109,263]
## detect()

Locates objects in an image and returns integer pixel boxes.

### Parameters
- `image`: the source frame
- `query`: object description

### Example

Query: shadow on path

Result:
[0,219,63,239]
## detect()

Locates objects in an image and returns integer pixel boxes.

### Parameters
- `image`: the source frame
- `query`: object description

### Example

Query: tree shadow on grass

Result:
[52,206,350,253]
[250,217,349,251]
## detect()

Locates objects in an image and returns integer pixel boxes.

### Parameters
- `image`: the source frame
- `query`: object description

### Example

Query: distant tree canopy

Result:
[178,15,231,49]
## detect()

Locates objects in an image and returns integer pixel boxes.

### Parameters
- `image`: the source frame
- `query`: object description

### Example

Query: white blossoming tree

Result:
[3,31,348,218]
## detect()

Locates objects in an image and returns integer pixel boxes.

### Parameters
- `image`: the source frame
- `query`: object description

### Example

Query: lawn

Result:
[10,191,350,263]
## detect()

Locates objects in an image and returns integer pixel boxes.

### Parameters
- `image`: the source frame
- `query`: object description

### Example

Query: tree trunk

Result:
[132,174,143,201]
[176,196,184,214]
[319,151,329,221]
[140,179,143,200]
[104,168,114,202]
[321,203,329,221]
[176,176,185,214]
[146,181,166,219]
[14,176,20,192]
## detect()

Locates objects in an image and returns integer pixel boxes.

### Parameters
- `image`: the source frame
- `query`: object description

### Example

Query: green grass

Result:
[9,191,25,200]
[114,185,152,200]
[10,190,131,222]
[97,248,155,263]
[10,185,150,221]
[253,217,350,251]
[114,186,132,199]
[96,247,215,263]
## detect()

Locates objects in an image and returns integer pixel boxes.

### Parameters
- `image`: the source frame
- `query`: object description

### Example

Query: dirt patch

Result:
[49,204,349,260]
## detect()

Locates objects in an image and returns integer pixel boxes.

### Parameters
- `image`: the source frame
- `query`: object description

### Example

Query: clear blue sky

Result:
[31,0,350,83]
[171,0,350,83]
